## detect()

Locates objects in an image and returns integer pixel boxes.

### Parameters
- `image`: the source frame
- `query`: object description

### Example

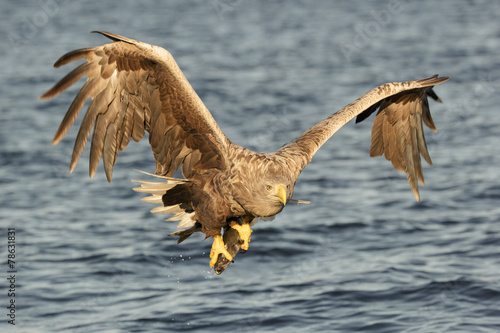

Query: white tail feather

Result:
[133,171,196,229]
[167,211,189,221]
[140,195,163,204]
[151,204,182,215]
[133,188,170,195]
[132,172,185,195]
[133,180,178,189]
[176,212,196,228]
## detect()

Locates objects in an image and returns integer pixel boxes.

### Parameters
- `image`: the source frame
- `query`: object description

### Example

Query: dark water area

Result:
[1,0,500,332]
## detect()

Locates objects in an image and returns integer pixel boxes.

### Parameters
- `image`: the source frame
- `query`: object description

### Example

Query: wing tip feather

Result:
[39,91,53,100]
[52,130,66,146]
[91,31,137,45]
[52,48,94,68]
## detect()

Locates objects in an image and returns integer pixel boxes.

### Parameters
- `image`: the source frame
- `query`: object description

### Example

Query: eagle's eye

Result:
[266,185,272,191]
[286,185,290,190]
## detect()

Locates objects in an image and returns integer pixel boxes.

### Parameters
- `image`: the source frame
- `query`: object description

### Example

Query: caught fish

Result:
[214,216,255,274]
[213,227,243,274]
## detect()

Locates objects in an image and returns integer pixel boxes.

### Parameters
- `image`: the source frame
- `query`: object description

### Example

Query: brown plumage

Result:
[41,31,449,269]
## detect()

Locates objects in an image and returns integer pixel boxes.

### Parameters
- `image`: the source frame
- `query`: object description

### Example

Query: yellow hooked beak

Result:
[276,185,287,205]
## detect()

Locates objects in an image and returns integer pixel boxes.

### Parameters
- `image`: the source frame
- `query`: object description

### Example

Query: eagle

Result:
[40,31,449,270]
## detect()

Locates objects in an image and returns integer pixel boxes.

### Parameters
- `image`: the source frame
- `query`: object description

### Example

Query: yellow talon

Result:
[209,234,233,267]
[229,221,253,251]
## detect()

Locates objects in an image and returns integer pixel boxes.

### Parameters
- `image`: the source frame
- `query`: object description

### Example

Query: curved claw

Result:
[209,234,233,267]
[229,221,253,251]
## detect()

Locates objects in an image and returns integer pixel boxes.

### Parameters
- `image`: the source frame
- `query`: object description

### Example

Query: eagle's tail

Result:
[168,223,202,244]
[132,170,197,230]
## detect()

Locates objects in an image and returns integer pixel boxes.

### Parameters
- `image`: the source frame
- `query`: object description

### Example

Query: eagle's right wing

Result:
[41,31,230,181]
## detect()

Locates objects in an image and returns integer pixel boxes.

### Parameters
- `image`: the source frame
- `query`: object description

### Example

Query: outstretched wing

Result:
[354,86,442,200]
[41,31,230,181]
[277,75,449,201]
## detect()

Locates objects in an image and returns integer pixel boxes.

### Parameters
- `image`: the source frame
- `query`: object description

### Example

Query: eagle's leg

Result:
[209,234,233,267]
[229,216,253,251]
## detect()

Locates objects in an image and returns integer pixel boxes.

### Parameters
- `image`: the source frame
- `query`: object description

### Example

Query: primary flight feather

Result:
[41,31,449,271]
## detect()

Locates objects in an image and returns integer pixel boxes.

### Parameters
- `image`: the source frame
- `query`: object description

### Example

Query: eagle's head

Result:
[234,173,294,218]
[262,176,293,211]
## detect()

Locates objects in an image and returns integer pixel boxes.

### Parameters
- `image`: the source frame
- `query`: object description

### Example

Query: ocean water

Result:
[1,0,500,332]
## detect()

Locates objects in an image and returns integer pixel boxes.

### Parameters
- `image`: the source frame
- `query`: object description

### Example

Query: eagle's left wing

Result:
[354,87,442,200]
[277,75,449,201]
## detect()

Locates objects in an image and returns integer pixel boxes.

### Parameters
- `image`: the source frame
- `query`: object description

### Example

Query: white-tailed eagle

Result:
[41,31,449,272]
